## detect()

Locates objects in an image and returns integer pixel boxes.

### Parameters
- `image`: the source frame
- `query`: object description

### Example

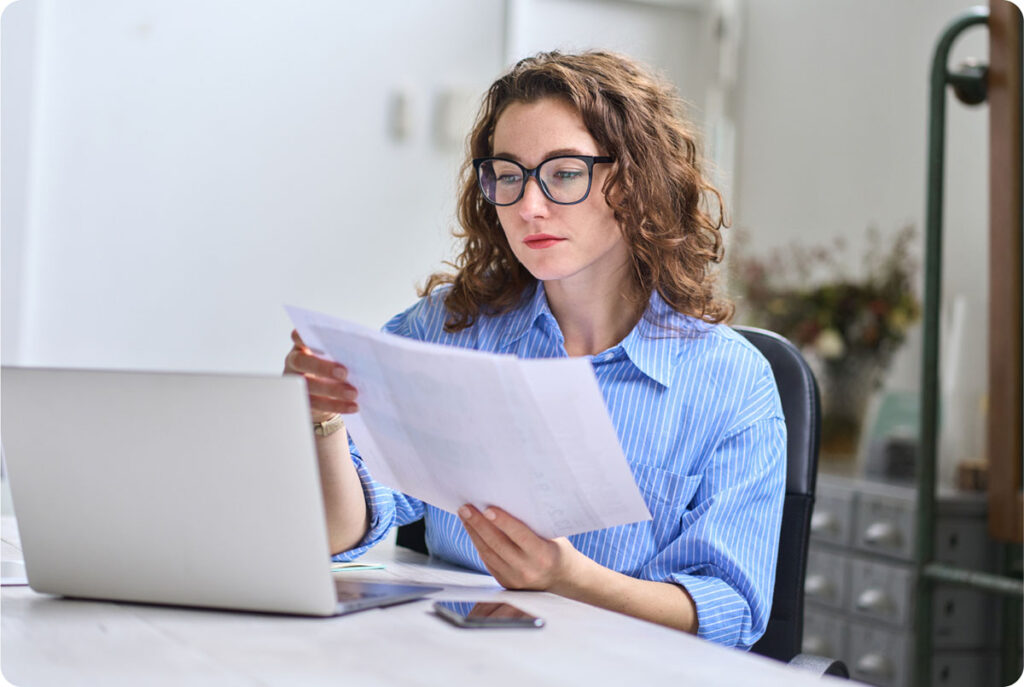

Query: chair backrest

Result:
[397,326,821,661]
[736,326,821,662]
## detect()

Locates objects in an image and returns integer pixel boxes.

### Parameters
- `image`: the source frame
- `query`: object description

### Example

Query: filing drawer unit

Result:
[802,475,1000,687]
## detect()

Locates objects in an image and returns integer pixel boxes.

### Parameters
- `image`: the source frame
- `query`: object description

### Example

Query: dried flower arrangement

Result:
[730,225,922,453]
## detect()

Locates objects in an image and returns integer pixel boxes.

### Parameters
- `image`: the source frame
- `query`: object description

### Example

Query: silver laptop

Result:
[0,367,441,616]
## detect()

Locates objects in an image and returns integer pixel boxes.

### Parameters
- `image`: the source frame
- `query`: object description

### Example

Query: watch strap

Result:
[313,414,346,437]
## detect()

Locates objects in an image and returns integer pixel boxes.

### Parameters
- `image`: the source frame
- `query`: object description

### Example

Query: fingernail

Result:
[458,506,470,520]
[332,366,347,380]
[484,508,497,521]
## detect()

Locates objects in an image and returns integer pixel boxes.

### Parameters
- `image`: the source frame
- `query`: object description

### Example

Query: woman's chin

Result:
[514,255,573,283]
[527,267,572,283]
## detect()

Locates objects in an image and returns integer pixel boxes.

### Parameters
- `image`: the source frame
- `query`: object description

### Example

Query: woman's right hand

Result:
[283,329,360,422]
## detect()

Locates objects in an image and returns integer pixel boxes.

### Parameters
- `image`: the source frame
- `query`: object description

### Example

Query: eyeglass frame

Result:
[472,155,615,207]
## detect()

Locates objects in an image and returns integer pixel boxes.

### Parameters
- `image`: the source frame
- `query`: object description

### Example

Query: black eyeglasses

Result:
[472,155,615,206]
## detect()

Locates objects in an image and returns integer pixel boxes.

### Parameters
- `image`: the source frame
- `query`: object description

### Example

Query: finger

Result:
[479,507,548,552]
[286,331,349,380]
[459,510,518,580]
[304,377,358,402]
[284,345,336,377]
[308,391,359,414]
[308,394,359,415]
[289,329,332,356]
[288,330,320,363]
[290,329,333,362]
[285,346,348,382]
[459,505,524,566]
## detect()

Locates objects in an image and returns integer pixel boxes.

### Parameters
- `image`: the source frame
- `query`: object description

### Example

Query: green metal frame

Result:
[916,5,1024,687]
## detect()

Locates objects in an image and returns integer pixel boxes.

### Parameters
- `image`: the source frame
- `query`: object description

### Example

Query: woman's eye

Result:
[548,169,585,184]
[496,174,522,185]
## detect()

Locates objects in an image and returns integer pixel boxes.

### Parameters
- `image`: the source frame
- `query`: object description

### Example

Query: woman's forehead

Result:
[491,97,598,159]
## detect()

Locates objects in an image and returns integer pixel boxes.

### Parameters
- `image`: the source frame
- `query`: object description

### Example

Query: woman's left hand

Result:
[459,503,698,634]
[458,504,582,593]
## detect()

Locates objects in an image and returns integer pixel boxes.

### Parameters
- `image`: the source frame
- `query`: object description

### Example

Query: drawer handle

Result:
[855,588,893,614]
[804,574,834,599]
[855,652,894,678]
[802,635,828,655]
[863,521,903,548]
[810,511,838,535]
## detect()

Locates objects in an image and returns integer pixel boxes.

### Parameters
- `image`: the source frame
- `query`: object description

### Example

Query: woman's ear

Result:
[599,157,624,204]
[602,175,626,213]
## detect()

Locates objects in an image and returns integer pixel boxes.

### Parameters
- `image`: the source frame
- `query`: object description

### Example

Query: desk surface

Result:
[1,515,844,687]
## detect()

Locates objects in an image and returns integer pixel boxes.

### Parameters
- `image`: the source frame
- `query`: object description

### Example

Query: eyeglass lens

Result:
[477,157,592,205]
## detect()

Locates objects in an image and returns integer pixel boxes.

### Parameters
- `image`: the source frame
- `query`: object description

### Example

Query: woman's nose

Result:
[517,177,550,220]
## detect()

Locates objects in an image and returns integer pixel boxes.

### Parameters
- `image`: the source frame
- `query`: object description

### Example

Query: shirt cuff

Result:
[671,572,755,649]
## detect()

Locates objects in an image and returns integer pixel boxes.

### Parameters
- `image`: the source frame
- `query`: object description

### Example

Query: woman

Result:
[284,51,785,650]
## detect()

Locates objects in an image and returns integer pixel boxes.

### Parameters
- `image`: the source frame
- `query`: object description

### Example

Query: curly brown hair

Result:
[421,50,732,332]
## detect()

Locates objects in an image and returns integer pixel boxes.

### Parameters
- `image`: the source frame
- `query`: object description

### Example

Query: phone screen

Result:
[433,601,545,628]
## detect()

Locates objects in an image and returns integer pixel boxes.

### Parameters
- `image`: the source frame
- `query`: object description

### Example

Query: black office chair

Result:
[397,326,847,677]
[735,326,846,677]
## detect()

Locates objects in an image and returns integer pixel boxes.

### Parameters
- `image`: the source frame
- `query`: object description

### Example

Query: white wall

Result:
[507,0,711,111]
[731,0,992,481]
[2,0,504,373]
[1,0,41,371]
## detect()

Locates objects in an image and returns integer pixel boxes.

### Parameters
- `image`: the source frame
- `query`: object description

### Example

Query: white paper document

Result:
[286,305,652,539]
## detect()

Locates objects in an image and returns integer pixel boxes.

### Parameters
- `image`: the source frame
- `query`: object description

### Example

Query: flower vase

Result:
[819,355,884,460]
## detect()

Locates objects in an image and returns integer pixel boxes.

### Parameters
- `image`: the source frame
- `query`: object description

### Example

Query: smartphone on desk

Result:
[433,601,545,629]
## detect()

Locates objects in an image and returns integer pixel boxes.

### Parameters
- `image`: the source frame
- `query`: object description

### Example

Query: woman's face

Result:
[491,97,629,290]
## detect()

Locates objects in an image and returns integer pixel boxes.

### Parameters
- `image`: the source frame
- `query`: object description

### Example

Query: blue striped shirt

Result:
[335,283,786,649]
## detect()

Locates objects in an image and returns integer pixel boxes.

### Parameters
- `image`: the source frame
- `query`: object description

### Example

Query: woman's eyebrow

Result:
[491,147,595,161]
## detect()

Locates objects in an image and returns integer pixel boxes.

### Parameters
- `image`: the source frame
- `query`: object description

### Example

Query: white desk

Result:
[1,516,846,686]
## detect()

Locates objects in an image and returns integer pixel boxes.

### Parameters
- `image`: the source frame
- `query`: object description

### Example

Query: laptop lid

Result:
[2,367,353,616]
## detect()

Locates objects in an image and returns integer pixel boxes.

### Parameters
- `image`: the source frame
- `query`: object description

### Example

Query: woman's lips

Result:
[524,234,565,250]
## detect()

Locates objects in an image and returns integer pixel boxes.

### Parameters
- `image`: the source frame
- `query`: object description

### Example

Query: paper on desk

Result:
[331,562,385,572]
[286,305,651,539]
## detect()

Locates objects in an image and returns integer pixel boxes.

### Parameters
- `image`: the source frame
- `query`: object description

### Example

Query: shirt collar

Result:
[618,291,684,388]
[499,282,561,349]
[500,285,706,388]
[624,291,716,387]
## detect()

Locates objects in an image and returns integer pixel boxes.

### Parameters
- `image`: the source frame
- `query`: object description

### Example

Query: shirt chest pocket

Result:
[632,465,703,547]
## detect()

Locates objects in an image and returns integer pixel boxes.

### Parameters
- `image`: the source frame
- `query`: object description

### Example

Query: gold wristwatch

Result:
[313,414,346,437]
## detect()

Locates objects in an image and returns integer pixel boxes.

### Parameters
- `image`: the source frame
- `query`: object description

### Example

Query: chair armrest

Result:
[788,653,850,679]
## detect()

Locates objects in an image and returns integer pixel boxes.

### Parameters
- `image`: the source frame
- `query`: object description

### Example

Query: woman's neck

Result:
[544,273,644,357]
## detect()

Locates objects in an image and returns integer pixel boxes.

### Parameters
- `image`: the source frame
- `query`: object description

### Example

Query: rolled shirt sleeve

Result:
[667,416,786,648]
[330,437,425,563]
